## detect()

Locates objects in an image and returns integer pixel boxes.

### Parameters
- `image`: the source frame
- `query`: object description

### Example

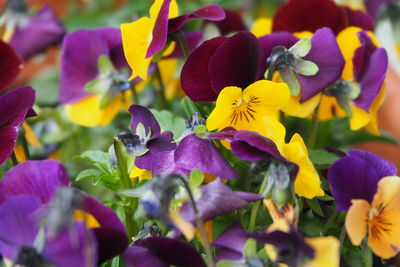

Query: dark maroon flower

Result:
[328,149,397,211]
[204,9,247,35]
[0,40,22,91]
[0,86,35,165]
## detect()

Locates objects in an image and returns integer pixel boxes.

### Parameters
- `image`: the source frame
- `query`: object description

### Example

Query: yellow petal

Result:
[283,134,324,198]
[73,210,101,228]
[23,122,41,148]
[251,17,272,37]
[293,31,313,39]
[368,225,398,259]
[13,145,26,163]
[130,166,152,181]
[318,95,346,121]
[364,85,386,135]
[121,17,153,80]
[372,176,400,212]
[263,116,286,152]
[282,93,321,118]
[345,199,370,245]
[206,86,243,131]
[158,58,179,100]
[150,0,179,20]
[376,210,400,249]
[169,210,195,240]
[349,104,371,131]
[304,236,340,267]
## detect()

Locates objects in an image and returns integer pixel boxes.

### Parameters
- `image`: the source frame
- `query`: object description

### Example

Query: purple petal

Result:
[215,248,243,263]
[151,150,180,175]
[207,9,247,35]
[298,27,345,102]
[138,237,206,267]
[230,131,283,161]
[258,32,298,79]
[0,160,70,204]
[59,29,110,104]
[181,36,227,102]
[209,31,262,94]
[180,179,260,223]
[212,221,247,255]
[95,27,128,70]
[0,195,41,259]
[167,31,203,58]
[0,86,35,165]
[174,134,239,179]
[44,222,98,267]
[9,5,65,60]
[0,40,22,91]
[129,104,161,138]
[208,127,238,140]
[123,246,167,267]
[146,0,173,58]
[353,32,388,111]
[365,0,394,18]
[343,7,374,31]
[82,195,128,263]
[328,149,397,211]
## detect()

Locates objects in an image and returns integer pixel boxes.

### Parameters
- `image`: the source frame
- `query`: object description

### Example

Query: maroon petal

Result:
[9,5,65,60]
[298,27,345,102]
[272,0,348,35]
[0,40,22,91]
[129,104,161,138]
[0,86,35,165]
[343,7,374,31]
[0,160,70,204]
[180,36,227,102]
[123,246,167,267]
[207,9,247,35]
[209,31,262,94]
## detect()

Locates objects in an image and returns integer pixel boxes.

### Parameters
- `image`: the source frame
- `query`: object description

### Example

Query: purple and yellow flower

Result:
[60,28,132,127]
[120,0,225,81]
[0,86,35,165]
[1,1,65,60]
[328,149,400,258]
[0,160,129,263]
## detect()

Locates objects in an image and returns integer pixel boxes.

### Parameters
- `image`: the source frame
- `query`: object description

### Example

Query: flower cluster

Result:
[1,0,400,266]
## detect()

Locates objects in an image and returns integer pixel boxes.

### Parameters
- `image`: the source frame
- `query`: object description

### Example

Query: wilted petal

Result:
[174,134,239,179]
[180,179,262,224]
[298,27,345,102]
[9,5,65,60]
[328,149,397,211]
[0,86,35,165]
[0,40,22,91]
[209,31,262,94]
[181,36,227,102]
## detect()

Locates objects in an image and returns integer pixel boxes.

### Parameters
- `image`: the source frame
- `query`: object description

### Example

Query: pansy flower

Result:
[120,0,225,81]
[1,1,65,60]
[0,160,129,263]
[272,0,374,35]
[60,28,132,127]
[328,149,400,258]
[318,27,388,134]
[0,40,23,91]
[0,86,35,165]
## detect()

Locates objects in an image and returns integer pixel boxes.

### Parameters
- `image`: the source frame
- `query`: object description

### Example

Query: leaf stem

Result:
[8,151,18,166]
[308,104,320,149]
[248,172,270,231]
[174,30,190,60]
[154,65,169,109]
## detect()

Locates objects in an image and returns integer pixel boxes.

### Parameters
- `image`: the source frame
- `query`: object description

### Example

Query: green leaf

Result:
[292,59,319,76]
[76,169,101,182]
[289,37,311,57]
[189,169,204,190]
[150,109,186,138]
[74,150,112,170]
[98,55,115,76]
[217,260,245,267]
[305,198,324,217]
[309,149,339,166]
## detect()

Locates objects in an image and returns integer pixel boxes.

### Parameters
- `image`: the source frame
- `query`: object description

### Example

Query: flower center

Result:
[229,95,260,124]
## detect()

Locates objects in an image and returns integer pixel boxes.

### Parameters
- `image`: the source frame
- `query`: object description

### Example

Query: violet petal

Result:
[123,246,167,267]
[129,104,161,138]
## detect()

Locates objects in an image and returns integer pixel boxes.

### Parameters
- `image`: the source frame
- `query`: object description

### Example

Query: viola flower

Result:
[272,0,374,35]
[0,160,129,263]
[1,1,65,60]
[60,28,134,127]
[0,40,23,91]
[120,0,225,81]
[206,80,290,136]
[319,27,388,134]
[123,237,206,267]
[0,86,35,165]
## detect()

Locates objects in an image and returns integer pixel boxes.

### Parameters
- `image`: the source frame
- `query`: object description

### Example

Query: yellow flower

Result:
[251,17,272,37]
[345,176,400,259]
[206,80,290,136]
[263,117,324,199]
[120,0,178,80]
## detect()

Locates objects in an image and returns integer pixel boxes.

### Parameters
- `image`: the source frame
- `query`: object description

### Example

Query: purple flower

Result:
[0,86,35,165]
[0,40,22,91]
[8,5,66,60]
[328,149,397,211]
[0,160,129,263]
[60,27,128,104]
[123,237,206,267]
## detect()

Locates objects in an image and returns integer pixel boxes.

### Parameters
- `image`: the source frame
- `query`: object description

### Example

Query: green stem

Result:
[248,172,270,231]
[174,30,190,60]
[322,209,339,235]
[130,83,139,105]
[307,104,320,149]
[8,151,18,166]
[154,64,169,109]
[20,127,30,160]
[176,175,215,267]
[339,225,346,252]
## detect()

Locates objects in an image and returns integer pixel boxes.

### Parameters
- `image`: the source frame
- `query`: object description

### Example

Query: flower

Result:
[120,0,225,81]
[0,86,35,165]
[206,80,290,135]
[60,28,132,127]
[0,40,22,91]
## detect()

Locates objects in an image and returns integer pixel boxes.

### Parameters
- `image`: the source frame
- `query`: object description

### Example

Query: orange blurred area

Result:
[356,67,400,171]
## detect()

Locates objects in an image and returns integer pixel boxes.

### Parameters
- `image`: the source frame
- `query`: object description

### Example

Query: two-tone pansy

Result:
[328,149,400,258]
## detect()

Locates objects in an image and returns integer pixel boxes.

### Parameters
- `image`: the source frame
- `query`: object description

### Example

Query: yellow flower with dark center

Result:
[345,176,400,259]
[206,80,290,136]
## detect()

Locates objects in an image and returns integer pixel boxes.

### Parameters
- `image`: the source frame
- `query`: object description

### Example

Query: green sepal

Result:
[279,67,301,96]
[292,58,319,76]
[289,37,312,57]
[243,238,257,258]
[84,76,111,94]
[98,54,115,76]
[189,169,204,191]
[348,82,361,100]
